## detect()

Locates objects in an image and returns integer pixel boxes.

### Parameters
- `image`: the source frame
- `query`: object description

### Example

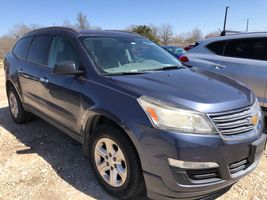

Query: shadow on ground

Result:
[0,106,147,200]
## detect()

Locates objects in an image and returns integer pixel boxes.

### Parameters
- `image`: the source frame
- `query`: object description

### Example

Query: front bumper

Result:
[125,122,266,200]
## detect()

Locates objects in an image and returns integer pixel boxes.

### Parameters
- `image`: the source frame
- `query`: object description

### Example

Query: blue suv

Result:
[4,27,266,200]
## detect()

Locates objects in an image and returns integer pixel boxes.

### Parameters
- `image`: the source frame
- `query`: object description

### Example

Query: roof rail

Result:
[220,30,267,36]
[105,29,139,35]
[221,30,244,36]
[25,26,78,36]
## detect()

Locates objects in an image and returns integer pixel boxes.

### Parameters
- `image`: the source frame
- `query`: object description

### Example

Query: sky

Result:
[0,0,267,36]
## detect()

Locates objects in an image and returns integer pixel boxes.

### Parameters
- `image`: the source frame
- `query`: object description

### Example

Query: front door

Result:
[38,35,82,133]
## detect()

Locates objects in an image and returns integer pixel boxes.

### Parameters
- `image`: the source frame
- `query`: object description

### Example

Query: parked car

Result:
[184,44,195,51]
[184,32,267,112]
[162,45,186,59]
[4,27,266,200]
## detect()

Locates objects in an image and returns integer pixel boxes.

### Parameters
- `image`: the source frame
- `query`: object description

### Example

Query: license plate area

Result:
[250,134,267,162]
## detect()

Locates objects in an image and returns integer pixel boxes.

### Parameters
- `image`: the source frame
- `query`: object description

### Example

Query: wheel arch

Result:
[6,79,23,101]
[83,109,126,156]
[82,110,143,172]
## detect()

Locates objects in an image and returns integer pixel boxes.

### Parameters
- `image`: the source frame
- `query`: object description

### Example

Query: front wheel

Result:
[89,125,145,199]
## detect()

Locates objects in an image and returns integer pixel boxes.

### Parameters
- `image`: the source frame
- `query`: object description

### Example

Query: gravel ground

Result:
[0,67,267,200]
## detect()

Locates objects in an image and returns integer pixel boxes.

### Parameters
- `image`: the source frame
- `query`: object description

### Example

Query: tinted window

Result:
[13,37,33,59]
[206,41,226,55]
[27,36,52,66]
[249,39,267,61]
[224,39,251,59]
[48,36,79,68]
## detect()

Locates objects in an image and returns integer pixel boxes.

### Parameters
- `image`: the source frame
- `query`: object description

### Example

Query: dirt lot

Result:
[0,66,267,200]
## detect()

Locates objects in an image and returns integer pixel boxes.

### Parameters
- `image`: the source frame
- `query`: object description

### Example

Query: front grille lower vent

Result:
[187,168,220,180]
[228,158,250,174]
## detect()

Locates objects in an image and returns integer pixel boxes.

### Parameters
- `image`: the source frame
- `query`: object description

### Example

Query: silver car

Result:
[185,32,267,111]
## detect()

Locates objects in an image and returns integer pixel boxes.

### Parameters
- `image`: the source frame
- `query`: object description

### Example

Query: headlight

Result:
[137,96,216,134]
[251,99,263,130]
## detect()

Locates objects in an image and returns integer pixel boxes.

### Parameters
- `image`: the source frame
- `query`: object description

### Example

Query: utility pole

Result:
[246,18,249,32]
[222,6,229,36]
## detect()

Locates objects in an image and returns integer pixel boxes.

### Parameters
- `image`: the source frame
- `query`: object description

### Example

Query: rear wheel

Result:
[7,86,33,123]
[89,125,145,199]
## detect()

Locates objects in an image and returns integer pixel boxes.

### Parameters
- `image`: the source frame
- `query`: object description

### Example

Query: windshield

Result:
[164,47,186,55]
[82,36,182,74]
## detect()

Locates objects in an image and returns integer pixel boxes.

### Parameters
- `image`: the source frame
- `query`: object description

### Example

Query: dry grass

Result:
[0,60,3,68]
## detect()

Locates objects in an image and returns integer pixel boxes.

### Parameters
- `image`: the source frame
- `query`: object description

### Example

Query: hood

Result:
[110,68,254,113]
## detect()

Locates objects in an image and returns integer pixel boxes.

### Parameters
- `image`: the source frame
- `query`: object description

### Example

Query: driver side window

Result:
[48,36,79,68]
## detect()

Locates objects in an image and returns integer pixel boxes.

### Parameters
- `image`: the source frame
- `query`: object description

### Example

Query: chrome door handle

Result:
[213,64,226,69]
[40,77,49,84]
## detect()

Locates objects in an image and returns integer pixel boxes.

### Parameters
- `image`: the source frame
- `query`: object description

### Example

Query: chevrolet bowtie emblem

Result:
[251,115,258,126]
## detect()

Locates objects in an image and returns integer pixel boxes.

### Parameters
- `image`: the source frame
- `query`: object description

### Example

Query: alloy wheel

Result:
[94,137,128,187]
[9,92,19,119]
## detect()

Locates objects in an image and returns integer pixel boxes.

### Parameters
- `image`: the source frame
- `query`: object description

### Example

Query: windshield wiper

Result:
[105,71,148,76]
[145,65,184,72]
[103,65,184,76]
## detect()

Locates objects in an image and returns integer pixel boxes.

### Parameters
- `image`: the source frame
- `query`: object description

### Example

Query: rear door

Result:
[38,35,82,133]
[23,35,53,111]
[207,38,267,107]
[14,35,54,110]
[13,36,35,104]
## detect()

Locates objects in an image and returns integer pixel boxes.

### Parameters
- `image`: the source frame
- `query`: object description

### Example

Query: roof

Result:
[24,26,78,37]
[79,30,140,37]
[24,26,141,38]
[199,32,267,44]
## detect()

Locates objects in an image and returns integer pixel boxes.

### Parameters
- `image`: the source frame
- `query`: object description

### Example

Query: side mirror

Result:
[52,60,84,75]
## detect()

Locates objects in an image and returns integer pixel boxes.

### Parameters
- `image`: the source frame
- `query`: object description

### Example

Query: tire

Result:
[89,125,145,199]
[7,86,33,123]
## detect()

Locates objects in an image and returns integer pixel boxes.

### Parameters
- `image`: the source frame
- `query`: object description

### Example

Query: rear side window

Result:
[206,41,226,55]
[13,37,33,59]
[48,36,79,68]
[249,39,267,61]
[27,36,52,66]
[224,39,251,59]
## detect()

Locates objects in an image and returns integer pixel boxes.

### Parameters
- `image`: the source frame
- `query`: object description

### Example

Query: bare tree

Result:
[158,24,174,45]
[205,30,221,38]
[0,23,42,58]
[172,35,187,47]
[62,19,76,30]
[9,23,41,39]
[149,24,159,38]
[0,36,16,58]
[191,28,203,41]
[76,12,90,30]
[185,28,203,44]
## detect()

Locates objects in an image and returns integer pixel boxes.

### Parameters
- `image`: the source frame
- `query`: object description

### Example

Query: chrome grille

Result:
[209,106,255,136]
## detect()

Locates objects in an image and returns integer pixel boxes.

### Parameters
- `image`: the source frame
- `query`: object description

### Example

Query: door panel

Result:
[207,55,267,107]
[38,68,82,132]
[18,61,43,109]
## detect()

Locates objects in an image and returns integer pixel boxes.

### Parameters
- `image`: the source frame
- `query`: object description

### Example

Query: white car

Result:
[184,32,267,110]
